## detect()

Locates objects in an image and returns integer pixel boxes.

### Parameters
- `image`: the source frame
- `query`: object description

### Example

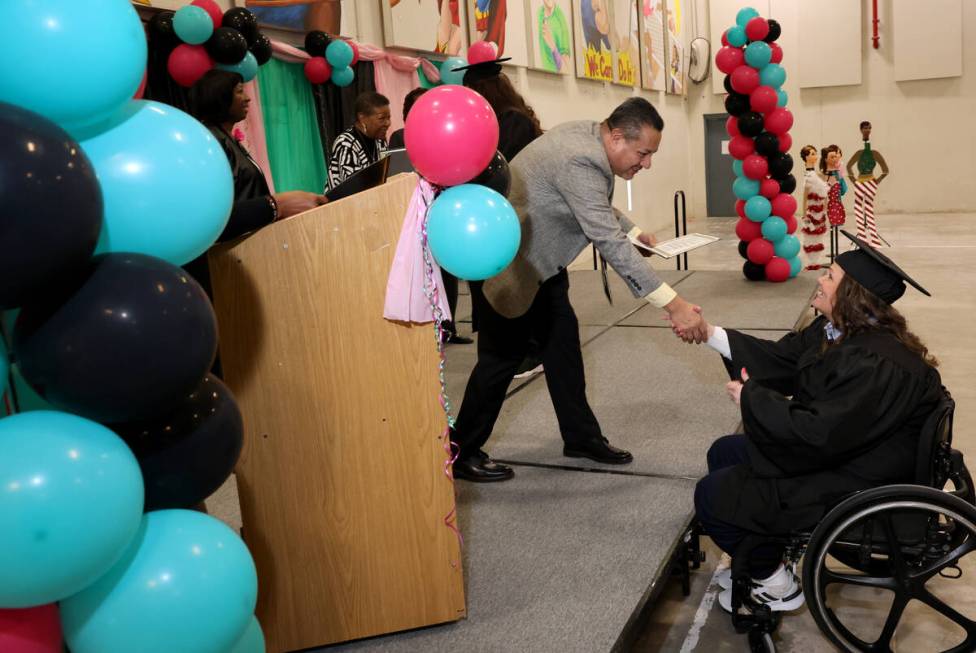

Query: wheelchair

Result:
[697,388,976,652]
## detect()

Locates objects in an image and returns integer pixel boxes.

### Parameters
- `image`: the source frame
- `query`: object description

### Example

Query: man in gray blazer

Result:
[452,97,706,482]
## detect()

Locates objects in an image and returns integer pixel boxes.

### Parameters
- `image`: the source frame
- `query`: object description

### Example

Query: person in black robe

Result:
[687,231,942,613]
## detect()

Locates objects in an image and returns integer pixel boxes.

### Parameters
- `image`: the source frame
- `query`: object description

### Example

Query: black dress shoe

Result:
[444,333,474,345]
[563,437,633,464]
[453,454,514,482]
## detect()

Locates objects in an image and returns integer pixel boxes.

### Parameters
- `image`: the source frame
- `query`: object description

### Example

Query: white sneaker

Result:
[513,364,544,379]
[718,564,805,613]
[716,561,795,591]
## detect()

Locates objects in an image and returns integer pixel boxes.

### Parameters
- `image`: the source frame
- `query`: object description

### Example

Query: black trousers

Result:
[452,271,601,458]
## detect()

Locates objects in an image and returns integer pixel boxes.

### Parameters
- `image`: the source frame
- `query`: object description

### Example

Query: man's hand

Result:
[635,232,657,258]
[663,296,706,343]
[726,368,749,406]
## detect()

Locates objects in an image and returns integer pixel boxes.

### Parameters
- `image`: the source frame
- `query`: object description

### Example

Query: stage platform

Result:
[317,269,816,652]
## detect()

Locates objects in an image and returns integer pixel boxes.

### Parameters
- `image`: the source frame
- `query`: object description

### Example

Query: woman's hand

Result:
[274,191,327,219]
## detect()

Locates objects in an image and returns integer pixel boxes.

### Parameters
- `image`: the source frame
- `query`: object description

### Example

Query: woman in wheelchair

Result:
[693,230,941,614]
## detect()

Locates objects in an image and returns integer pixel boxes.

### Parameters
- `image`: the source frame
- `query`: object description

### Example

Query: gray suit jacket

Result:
[484,120,665,318]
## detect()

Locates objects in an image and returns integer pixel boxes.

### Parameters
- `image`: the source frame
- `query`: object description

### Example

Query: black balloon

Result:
[206,27,249,65]
[148,10,179,50]
[112,375,243,511]
[778,174,797,194]
[764,19,782,43]
[743,261,766,281]
[470,150,511,197]
[304,30,331,57]
[13,253,218,423]
[222,7,259,43]
[754,132,780,157]
[769,152,794,180]
[250,34,273,66]
[738,240,750,260]
[723,74,734,94]
[0,102,102,310]
[737,111,764,137]
[725,92,750,117]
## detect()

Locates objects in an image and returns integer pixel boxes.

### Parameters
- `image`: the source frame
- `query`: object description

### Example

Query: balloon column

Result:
[0,1,262,652]
[716,8,801,283]
[303,30,359,88]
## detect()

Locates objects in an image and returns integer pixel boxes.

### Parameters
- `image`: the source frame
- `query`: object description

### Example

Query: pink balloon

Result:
[785,214,798,234]
[167,44,213,88]
[0,605,62,653]
[191,0,223,28]
[304,57,332,84]
[750,86,778,113]
[348,40,360,65]
[404,86,499,186]
[728,135,755,160]
[735,199,747,219]
[468,40,497,64]
[778,132,793,153]
[771,192,798,218]
[134,69,147,100]
[742,154,768,180]
[745,17,769,42]
[725,115,740,137]
[747,238,774,265]
[765,108,794,134]
[715,46,744,75]
[736,217,763,242]
[765,256,791,282]
[770,42,783,64]
[721,31,730,47]
[730,65,759,94]
[760,178,780,199]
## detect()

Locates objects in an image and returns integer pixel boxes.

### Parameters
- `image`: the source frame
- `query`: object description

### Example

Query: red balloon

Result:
[725,115,740,137]
[745,17,770,42]
[765,256,791,282]
[304,57,332,84]
[730,65,760,94]
[167,44,213,87]
[785,214,798,234]
[770,42,784,64]
[747,238,775,265]
[742,154,768,180]
[190,0,223,27]
[736,217,763,242]
[765,108,794,134]
[735,199,747,219]
[760,178,780,199]
[348,40,360,65]
[468,40,497,64]
[721,31,730,47]
[134,69,147,100]
[771,192,798,218]
[728,135,755,160]
[778,132,793,153]
[750,85,778,113]
[0,605,63,653]
[715,46,745,75]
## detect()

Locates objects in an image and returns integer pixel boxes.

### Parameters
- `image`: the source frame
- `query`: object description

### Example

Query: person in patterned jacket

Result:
[325,92,391,193]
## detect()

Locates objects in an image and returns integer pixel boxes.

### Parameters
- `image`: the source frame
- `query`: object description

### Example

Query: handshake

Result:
[662,296,709,344]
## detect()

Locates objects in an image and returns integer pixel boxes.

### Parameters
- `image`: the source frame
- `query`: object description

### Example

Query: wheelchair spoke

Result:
[875,594,910,651]
[915,536,976,583]
[823,567,897,591]
[918,589,976,639]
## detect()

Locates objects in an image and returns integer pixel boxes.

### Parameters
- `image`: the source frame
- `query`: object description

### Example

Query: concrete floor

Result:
[628,212,976,653]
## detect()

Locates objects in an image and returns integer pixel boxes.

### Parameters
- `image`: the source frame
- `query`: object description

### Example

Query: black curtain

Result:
[311,60,377,162]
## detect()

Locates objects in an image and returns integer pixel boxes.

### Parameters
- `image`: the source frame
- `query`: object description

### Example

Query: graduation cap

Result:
[451,57,512,84]
[835,230,930,304]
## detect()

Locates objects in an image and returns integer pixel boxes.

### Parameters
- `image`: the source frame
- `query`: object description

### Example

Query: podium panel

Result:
[209,174,466,652]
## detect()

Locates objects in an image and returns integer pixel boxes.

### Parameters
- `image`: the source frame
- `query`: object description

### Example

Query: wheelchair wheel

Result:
[803,485,976,652]
[748,630,775,652]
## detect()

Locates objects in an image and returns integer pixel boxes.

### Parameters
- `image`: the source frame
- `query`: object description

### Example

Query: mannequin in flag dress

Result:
[800,145,828,270]
[846,121,889,247]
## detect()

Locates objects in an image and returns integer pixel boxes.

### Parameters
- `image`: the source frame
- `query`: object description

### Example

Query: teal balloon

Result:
[0,411,144,608]
[0,338,7,397]
[61,510,258,653]
[759,63,786,88]
[777,88,788,107]
[789,255,802,278]
[218,52,258,82]
[325,39,354,68]
[736,7,760,28]
[82,100,233,266]
[732,159,744,177]
[428,184,521,281]
[745,42,772,69]
[726,26,747,48]
[0,0,146,138]
[745,195,771,222]
[761,216,788,241]
[774,234,801,259]
[331,66,355,87]
[732,176,760,200]
[229,617,266,653]
[439,56,468,85]
[173,6,213,45]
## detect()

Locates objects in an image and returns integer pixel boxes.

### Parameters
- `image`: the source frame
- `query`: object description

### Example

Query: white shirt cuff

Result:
[643,283,678,309]
[706,326,732,359]
[626,226,642,239]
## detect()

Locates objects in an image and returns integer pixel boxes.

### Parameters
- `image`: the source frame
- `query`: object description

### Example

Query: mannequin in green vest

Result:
[846,120,889,247]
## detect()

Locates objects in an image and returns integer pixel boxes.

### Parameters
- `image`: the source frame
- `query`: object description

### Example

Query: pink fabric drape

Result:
[237,77,275,194]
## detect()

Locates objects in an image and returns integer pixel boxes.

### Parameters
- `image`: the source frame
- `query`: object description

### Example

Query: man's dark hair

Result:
[354,91,390,119]
[605,98,664,140]
[402,87,427,121]
[188,69,244,126]
[860,120,871,129]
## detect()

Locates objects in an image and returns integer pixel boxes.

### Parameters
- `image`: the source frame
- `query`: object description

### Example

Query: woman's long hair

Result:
[830,275,938,367]
[465,74,543,137]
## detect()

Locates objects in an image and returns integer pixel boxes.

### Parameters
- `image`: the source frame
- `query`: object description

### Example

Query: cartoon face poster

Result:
[664,0,684,95]
[637,0,666,91]
[469,0,529,66]
[383,0,467,56]
[574,0,612,81]
[526,0,573,74]
[241,1,357,38]
[610,0,639,86]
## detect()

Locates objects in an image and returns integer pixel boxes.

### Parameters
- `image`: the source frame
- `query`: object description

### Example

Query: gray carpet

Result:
[321,467,695,653]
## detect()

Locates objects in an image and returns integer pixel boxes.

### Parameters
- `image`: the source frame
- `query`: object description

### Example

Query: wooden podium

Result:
[208,174,466,652]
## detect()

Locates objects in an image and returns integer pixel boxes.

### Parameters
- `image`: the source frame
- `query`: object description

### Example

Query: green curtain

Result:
[257,58,328,193]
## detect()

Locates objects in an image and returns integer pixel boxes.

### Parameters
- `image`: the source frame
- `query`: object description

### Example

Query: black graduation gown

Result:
[712,315,942,533]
